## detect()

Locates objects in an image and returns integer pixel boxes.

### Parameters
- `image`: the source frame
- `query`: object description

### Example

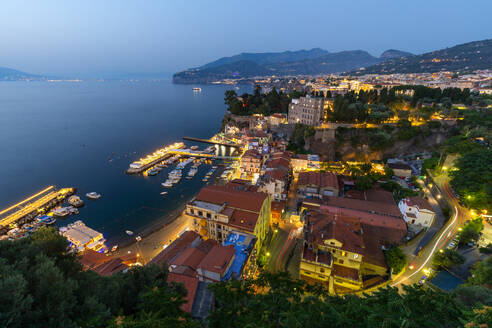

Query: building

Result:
[268,113,287,126]
[387,162,412,178]
[257,168,288,201]
[149,231,244,317]
[300,208,389,293]
[398,196,436,227]
[291,154,321,172]
[59,220,106,252]
[288,96,329,126]
[185,185,271,251]
[302,196,407,244]
[78,249,135,276]
[240,149,263,176]
[297,171,339,198]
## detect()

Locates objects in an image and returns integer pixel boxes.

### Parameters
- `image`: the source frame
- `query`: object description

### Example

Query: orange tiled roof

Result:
[198,244,235,275]
[168,273,199,313]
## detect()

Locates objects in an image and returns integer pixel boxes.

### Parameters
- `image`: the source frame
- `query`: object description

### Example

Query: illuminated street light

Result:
[437,194,441,199]
[458,227,462,231]
[266,252,270,257]
[442,166,448,171]
[409,265,414,270]
[439,249,444,253]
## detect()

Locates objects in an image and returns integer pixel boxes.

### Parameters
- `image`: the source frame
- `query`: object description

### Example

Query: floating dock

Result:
[0,186,75,233]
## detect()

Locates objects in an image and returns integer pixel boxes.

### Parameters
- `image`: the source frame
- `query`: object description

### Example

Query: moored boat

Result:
[126,230,134,236]
[68,195,84,207]
[86,192,101,200]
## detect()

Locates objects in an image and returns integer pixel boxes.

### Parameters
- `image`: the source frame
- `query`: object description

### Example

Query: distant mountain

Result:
[380,49,413,59]
[200,48,331,69]
[351,39,492,75]
[0,66,44,81]
[173,49,381,84]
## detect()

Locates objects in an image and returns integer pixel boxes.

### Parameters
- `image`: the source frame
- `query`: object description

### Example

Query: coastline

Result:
[110,165,227,263]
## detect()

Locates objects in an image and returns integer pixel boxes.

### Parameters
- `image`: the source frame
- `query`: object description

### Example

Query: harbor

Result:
[0,186,76,237]
[126,142,186,174]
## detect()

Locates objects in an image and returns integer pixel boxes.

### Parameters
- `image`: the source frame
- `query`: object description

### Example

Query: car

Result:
[418,275,428,285]
[467,241,475,247]
[447,242,456,249]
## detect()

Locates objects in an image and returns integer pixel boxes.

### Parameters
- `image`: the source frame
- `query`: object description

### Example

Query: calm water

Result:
[0,80,249,245]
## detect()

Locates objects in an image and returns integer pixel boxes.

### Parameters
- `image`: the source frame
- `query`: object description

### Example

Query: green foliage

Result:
[396,119,419,140]
[355,175,375,191]
[385,246,406,274]
[207,271,465,328]
[368,129,393,150]
[432,249,465,269]
[287,124,313,154]
[224,86,304,116]
[449,149,492,212]
[468,256,492,287]
[445,135,482,154]
[453,284,492,309]
[0,227,194,328]
[458,218,484,246]
[422,156,440,174]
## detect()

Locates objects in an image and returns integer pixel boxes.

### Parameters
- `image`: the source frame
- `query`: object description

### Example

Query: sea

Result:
[0,79,250,245]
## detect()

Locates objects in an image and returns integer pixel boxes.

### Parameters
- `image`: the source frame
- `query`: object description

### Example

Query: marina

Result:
[126,142,186,174]
[0,186,75,234]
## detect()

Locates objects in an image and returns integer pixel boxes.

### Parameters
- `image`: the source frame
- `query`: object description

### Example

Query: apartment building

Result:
[185,185,271,251]
[288,96,330,126]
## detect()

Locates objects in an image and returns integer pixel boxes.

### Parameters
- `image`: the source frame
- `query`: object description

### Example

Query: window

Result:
[320,268,325,273]
[341,251,347,257]
[206,213,211,219]
[198,211,203,217]
[338,259,344,264]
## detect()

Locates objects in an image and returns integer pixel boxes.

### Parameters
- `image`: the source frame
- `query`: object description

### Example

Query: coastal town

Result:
[2,68,491,321]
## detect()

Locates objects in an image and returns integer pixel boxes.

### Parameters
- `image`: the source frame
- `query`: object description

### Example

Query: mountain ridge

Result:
[0,66,45,81]
[351,39,492,75]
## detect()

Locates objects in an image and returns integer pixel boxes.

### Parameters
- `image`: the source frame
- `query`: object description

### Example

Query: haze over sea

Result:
[0,80,250,245]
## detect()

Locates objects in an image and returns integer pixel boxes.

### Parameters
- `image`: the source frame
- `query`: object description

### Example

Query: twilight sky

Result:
[1,0,490,77]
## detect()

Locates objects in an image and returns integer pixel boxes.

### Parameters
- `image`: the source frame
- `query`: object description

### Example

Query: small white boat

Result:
[135,236,142,242]
[52,207,70,217]
[126,230,134,236]
[190,146,199,150]
[193,87,202,92]
[160,191,168,195]
[86,192,101,200]
[111,245,118,252]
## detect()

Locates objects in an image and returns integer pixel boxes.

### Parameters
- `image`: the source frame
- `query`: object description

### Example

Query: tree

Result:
[432,249,465,269]
[355,175,374,191]
[468,256,492,286]
[385,246,406,274]
[207,271,465,328]
[458,218,484,246]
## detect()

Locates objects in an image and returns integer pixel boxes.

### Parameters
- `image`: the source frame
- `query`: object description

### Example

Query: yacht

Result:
[126,230,134,236]
[162,181,173,188]
[86,192,101,200]
[68,195,84,207]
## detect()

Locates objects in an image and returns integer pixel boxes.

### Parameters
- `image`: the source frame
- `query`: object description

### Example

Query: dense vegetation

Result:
[209,271,491,328]
[0,227,197,328]
[287,123,315,154]
[2,227,491,327]
[327,85,473,124]
[224,86,305,116]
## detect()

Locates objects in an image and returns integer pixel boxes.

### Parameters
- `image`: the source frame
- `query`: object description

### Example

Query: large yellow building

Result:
[300,207,389,294]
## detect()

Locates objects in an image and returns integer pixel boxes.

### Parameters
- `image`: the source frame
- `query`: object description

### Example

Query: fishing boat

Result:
[126,230,134,236]
[86,192,101,200]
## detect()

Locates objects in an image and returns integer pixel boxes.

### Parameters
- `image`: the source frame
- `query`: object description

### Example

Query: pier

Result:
[182,136,241,148]
[0,186,75,231]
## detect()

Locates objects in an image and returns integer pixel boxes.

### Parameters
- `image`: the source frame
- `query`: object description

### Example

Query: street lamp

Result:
[266,252,270,257]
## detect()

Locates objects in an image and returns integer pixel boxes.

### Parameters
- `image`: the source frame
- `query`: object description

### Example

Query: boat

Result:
[147,169,159,176]
[67,206,79,215]
[126,230,134,236]
[190,145,199,150]
[135,236,142,242]
[193,87,202,92]
[162,181,173,187]
[44,217,57,225]
[111,245,118,252]
[160,191,168,195]
[52,207,70,217]
[68,195,84,207]
[202,178,208,182]
[86,192,101,200]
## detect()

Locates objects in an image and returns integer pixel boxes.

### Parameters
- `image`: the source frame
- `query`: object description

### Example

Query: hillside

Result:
[351,39,492,75]
[380,49,413,59]
[173,49,383,84]
[0,66,43,81]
